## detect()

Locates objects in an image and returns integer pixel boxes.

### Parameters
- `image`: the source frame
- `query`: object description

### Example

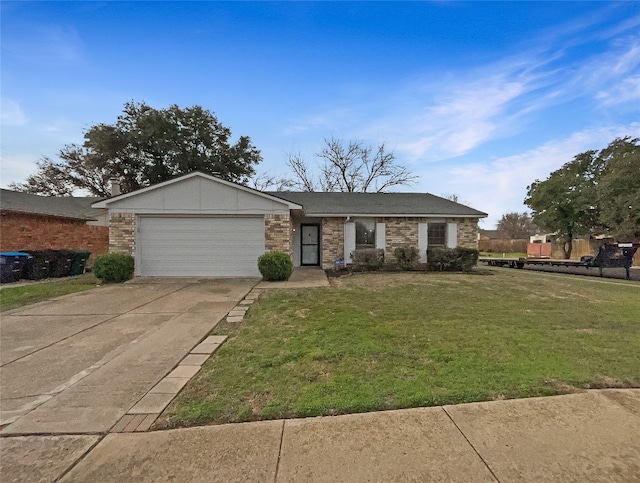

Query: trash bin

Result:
[70,250,91,275]
[51,250,74,278]
[0,252,31,283]
[21,250,53,280]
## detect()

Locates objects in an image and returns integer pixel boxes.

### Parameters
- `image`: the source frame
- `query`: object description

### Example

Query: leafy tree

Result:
[496,212,539,239]
[525,151,600,258]
[285,138,417,192]
[595,137,640,241]
[10,102,261,196]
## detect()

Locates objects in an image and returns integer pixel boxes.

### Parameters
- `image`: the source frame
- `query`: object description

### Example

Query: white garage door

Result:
[138,216,264,277]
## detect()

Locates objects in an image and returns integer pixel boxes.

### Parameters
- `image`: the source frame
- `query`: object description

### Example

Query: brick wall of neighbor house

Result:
[109,212,136,256]
[265,214,292,256]
[0,211,109,263]
[321,217,344,269]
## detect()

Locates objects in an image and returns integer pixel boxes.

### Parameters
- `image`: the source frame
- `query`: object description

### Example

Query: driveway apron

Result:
[0,278,257,434]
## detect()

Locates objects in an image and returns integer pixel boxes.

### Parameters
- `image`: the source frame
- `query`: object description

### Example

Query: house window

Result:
[428,223,446,246]
[355,219,376,249]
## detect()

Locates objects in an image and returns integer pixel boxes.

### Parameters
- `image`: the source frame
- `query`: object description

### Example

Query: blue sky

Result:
[2,1,639,227]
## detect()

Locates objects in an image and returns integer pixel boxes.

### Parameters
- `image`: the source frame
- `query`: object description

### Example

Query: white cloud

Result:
[1,98,27,126]
[0,154,39,188]
[418,123,640,227]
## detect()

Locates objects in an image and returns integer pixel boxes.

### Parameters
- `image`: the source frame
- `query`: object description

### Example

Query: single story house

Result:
[0,189,109,261]
[92,172,487,277]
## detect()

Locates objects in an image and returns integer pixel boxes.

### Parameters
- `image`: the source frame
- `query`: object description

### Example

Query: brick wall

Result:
[321,217,344,269]
[109,213,136,256]
[383,217,420,262]
[264,214,292,256]
[457,218,480,249]
[0,211,109,263]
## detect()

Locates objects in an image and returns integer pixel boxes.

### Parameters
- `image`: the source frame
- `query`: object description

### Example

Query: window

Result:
[428,223,446,246]
[355,219,376,249]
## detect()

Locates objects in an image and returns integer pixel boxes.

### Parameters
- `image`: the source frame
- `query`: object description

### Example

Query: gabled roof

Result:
[0,189,104,221]
[92,172,302,209]
[266,191,487,218]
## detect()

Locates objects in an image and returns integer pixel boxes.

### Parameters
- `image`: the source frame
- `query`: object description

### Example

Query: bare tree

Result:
[286,138,417,192]
[249,172,295,192]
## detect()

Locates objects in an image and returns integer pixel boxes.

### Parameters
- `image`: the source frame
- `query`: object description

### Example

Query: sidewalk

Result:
[2,389,638,482]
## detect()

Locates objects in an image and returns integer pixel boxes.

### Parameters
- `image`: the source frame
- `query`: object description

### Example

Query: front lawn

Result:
[161,269,640,428]
[0,273,99,312]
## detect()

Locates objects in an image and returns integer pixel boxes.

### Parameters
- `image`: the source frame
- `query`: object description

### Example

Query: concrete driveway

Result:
[0,277,257,434]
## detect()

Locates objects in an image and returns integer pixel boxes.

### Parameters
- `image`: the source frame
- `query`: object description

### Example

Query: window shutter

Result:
[418,223,428,262]
[375,223,385,251]
[344,221,356,263]
[447,223,458,248]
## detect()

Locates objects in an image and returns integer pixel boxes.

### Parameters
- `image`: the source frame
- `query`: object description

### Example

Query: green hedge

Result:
[258,252,293,281]
[426,247,479,272]
[351,248,385,270]
[92,253,135,283]
[393,246,420,270]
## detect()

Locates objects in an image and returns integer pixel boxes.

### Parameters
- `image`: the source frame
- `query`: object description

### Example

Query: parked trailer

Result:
[480,243,640,280]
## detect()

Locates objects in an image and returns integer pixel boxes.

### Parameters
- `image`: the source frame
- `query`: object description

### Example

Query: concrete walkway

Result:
[1,389,638,482]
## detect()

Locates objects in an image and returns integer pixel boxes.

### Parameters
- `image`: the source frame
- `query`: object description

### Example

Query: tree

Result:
[10,102,262,196]
[496,212,539,239]
[595,137,640,241]
[525,150,600,258]
[285,138,417,192]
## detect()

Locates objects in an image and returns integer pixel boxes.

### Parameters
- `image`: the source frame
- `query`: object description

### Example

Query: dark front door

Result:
[301,224,320,266]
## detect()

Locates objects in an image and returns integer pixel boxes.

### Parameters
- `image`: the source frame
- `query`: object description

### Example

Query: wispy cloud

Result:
[2,24,84,65]
[420,123,640,226]
[282,9,639,165]
[0,98,27,126]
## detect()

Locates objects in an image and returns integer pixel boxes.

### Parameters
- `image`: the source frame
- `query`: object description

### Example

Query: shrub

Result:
[258,252,293,281]
[426,247,479,272]
[92,253,135,283]
[393,246,420,270]
[350,248,385,270]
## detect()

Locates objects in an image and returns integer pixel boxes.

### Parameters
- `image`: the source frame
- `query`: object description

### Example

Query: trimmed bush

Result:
[426,247,479,272]
[394,246,420,270]
[351,248,385,270]
[258,252,293,281]
[93,253,135,283]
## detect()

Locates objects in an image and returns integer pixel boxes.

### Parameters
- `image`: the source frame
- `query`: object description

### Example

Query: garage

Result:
[138,216,265,277]
[92,172,300,278]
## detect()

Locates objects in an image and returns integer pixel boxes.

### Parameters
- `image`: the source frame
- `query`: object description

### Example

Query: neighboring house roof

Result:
[0,189,105,221]
[479,229,501,239]
[267,191,488,218]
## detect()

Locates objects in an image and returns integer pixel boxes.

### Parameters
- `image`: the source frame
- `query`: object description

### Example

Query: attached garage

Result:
[138,216,265,277]
[92,173,300,277]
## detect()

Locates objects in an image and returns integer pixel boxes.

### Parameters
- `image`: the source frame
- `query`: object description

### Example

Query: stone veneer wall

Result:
[109,213,136,256]
[457,218,480,249]
[320,216,481,267]
[321,217,344,269]
[265,214,292,256]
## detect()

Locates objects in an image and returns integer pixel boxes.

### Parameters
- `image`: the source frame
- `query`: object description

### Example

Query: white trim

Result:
[344,222,356,263]
[92,172,302,210]
[375,222,386,250]
[447,223,458,249]
[418,223,428,262]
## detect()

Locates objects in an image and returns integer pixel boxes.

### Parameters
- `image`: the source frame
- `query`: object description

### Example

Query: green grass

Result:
[480,252,527,258]
[161,269,640,428]
[0,273,99,312]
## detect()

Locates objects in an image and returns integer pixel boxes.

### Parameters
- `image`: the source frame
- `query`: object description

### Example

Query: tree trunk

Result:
[562,234,573,259]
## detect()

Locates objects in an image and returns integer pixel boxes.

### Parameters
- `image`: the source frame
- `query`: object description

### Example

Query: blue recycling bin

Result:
[0,252,31,283]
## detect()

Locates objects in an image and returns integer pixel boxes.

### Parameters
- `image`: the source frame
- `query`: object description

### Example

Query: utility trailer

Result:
[480,242,639,280]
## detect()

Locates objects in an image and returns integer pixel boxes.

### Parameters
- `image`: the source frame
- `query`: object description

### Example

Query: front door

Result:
[301,224,320,266]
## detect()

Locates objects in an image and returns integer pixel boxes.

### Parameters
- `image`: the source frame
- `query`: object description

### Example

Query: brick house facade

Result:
[95,172,487,277]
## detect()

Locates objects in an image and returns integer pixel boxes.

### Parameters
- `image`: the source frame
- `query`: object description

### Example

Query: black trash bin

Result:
[51,250,74,278]
[71,250,91,275]
[21,250,53,280]
[0,252,31,283]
